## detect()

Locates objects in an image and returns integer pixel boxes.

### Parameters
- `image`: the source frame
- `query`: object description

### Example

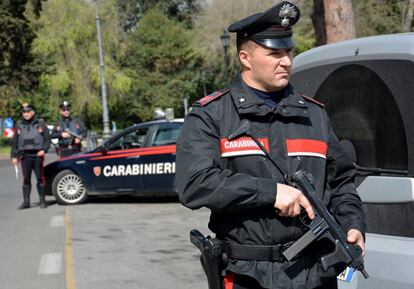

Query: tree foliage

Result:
[1,0,412,132]
[353,0,410,37]
[116,0,200,31]
[122,8,204,120]
[31,0,134,127]
[0,0,42,118]
[29,1,203,128]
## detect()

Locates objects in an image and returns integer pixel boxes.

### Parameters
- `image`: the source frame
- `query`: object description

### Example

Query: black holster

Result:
[190,229,227,289]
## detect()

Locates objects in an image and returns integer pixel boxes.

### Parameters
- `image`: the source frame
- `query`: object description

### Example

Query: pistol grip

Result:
[320,239,346,271]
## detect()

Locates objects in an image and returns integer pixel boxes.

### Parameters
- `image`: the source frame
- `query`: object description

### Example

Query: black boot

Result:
[37,184,47,209]
[18,185,31,210]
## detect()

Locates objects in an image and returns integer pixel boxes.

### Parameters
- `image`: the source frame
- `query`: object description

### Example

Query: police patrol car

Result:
[44,118,184,205]
[291,33,414,289]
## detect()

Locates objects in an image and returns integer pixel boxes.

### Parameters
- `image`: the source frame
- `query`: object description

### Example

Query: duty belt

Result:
[223,242,294,262]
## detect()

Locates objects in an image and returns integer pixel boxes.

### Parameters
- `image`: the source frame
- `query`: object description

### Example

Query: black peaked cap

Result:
[228,1,301,49]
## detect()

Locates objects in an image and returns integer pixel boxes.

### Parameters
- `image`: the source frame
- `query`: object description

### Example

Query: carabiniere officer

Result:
[11,103,51,209]
[51,101,87,157]
[176,1,366,289]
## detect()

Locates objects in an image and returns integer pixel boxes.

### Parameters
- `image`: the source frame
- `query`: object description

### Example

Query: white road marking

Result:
[50,215,64,227]
[39,253,62,275]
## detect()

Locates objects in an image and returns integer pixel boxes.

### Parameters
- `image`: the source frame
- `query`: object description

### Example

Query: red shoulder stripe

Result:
[300,93,325,108]
[196,89,229,106]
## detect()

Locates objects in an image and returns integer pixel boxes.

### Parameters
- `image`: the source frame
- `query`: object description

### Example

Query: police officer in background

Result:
[11,103,50,209]
[176,2,365,289]
[51,101,87,157]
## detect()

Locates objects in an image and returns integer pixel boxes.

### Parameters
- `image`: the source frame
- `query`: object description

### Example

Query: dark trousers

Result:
[21,155,45,187]
[21,155,46,204]
[224,272,338,289]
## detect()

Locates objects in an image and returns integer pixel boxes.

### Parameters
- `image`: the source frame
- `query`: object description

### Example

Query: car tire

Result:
[52,170,88,205]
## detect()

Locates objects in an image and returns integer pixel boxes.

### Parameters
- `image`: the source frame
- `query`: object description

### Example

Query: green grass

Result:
[0,145,11,157]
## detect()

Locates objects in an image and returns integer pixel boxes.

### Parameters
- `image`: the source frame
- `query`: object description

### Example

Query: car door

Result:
[139,122,182,194]
[84,125,151,193]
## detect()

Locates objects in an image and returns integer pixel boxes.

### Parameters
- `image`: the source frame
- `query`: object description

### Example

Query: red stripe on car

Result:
[90,145,176,161]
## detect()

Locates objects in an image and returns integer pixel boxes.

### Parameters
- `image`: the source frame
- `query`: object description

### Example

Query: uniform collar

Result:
[229,74,308,117]
[21,116,38,124]
[61,116,72,121]
[229,74,272,116]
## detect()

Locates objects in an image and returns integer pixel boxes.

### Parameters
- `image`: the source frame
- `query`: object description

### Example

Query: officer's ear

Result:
[239,49,252,70]
[239,40,256,70]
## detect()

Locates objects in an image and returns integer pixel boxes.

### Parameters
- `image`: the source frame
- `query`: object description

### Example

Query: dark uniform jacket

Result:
[11,117,51,158]
[176,74,365,289]
[51,117,87,148]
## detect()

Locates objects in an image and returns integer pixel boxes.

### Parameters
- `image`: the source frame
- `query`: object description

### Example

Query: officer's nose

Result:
[280,54,292,68]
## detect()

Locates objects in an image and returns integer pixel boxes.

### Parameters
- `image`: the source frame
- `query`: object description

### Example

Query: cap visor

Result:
[254,37,295,49]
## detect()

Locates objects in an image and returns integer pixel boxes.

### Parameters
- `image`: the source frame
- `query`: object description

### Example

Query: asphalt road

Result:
[0,154,210,289]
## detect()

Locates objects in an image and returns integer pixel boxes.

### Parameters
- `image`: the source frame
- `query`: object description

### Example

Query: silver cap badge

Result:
[279,3,297,27]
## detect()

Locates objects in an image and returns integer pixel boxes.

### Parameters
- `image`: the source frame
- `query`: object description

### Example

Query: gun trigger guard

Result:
[299,210,312,228]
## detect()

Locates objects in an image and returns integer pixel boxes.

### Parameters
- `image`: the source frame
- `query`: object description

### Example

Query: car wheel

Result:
[52,170,88,205]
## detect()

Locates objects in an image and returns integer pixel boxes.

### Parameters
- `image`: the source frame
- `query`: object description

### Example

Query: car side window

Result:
[152,124,182,146]
[107,127,149,150]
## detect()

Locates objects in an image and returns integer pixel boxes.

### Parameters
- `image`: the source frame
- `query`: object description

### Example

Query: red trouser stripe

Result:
[224,272,234,289]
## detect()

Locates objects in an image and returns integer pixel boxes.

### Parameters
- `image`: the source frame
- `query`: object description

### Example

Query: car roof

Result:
[97,118,184,149]
[133,118,184,126]
[292,32,414,74]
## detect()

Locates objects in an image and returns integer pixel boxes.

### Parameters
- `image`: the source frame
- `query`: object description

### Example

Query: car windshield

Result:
[106,127,149,150]
[152,124,182,146]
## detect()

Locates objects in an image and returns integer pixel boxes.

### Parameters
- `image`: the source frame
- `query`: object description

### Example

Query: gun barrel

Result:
[361,268,369,279]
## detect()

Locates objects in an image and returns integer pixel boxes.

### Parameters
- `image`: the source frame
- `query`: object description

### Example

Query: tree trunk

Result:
[402,0,414,32]
[311,0,327,46]
[323,0,356,44]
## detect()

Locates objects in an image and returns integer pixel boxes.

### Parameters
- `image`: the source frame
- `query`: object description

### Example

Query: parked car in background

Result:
[44,119,184,205]
[291,33,414,289]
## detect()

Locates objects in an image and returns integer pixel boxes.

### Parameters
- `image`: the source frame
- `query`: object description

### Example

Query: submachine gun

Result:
[190,229,226,289]
[283,170,369,278]
[229,120,369,278]
[64,128,83,149]
[64,128,83,141]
